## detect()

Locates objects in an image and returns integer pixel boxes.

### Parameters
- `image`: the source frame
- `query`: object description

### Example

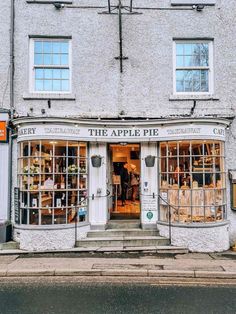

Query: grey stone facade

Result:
[0,1,10,110]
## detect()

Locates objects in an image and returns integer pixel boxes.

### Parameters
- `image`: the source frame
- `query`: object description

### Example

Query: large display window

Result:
[18,140,88,225]
[159,140,226,223]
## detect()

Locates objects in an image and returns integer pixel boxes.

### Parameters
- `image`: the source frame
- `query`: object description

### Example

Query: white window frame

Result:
[173,40,214,95]
[29,38,72,93]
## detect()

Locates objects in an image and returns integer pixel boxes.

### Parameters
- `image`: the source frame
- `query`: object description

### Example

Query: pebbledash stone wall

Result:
[157,222,230,252]
[13,224,90,251]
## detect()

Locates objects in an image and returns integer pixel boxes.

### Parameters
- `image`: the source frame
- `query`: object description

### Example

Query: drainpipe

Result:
[8,0,15,223]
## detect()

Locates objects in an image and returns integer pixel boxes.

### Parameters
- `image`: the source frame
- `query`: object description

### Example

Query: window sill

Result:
[23,93,76,100]
[169,94,219,101]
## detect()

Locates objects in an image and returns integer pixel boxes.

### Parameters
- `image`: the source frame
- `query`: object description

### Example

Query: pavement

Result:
[0,251,236,285]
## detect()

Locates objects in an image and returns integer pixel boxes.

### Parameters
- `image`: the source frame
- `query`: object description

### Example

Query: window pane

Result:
[35,41,43,53]
[44,80,53,91]
[176,56,184,67]
[53,80,61,91]
[61,54,69,65]
[53,42,61,53]
[53,69,61,79]
[61,69,69,79]
[184,44,192,55]
[193,70,200,92]
[53,54,60,65]
[200,44,209,66]
[201,70,209,92]
[44,54,52,65]
[61,42,69,53]
[176,44,184,55]
[34,54,43,65]
[35,80,44,91]
[44,69,53,79]
[35,69,44,79]
[61,80,69,91]
[43,42,52,53]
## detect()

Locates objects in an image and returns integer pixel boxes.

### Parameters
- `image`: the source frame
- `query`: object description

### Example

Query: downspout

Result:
[8,0,15,223]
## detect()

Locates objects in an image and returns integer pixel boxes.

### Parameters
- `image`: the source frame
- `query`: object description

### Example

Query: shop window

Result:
[18,141,88,225]
[159,140,226,223]
[30,38,71,92]
[174,41,213,94]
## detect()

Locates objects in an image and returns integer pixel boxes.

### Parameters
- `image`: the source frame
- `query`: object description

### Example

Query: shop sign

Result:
[17,123,227,142]
[0,121,7,143]
[14,187,20,224]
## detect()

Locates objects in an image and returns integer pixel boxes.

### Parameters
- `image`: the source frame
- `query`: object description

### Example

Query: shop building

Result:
[1,0,236,251]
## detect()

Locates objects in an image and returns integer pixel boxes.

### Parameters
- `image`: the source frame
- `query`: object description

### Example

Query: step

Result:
[76,236,170,248]
[0,241,20,250]
[107,220,141,229]
[87,229,159,238]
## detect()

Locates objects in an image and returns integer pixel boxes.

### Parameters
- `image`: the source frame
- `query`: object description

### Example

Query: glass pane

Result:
[21,208,28,224]
[160,143,167,157]
[44,80,53,91]
[44,69,53,79]
[53,80,61,91]
[41,208,52,225]
[53,42,61,53]
[54,141,67,156]
[55,175,67,190]
[192,207,204,222]
[184,44,192,55]
[34,54,43,65]
[61,54,68,65]
[200,70,209,92]
[53,54,60,65]
[168,142,178,157]
[61,69,69,79]
[168,157,177,172]
[200,43,209,66]
[35,69,44,79]
[176,56,184,67]
[54,157,66,173]
[193,70,200,92]
[176,44,184,55]
[61,80,69,91]
[54,208,66,224]
[44,54,52,65]
[35,41,43,53]
[61,42,69,53]
[68,191,78,206]
[67,207,77,224]
[29,209,39,225]
[54,191,67,207]
[53,69,61,79]
[35,80,44,91]
[68,175,78,189]
[43,42,52,53]
[68,143,78,156]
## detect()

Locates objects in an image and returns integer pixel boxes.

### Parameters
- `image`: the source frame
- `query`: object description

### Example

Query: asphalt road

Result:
[0,280,235,314]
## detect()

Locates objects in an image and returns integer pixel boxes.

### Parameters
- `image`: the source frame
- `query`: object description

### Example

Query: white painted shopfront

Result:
[12,117,230,252]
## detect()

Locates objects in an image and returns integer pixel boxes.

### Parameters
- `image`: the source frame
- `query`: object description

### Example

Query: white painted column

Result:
[0,143,9,222]
[140,142,158,227]
[88,142,108,229]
